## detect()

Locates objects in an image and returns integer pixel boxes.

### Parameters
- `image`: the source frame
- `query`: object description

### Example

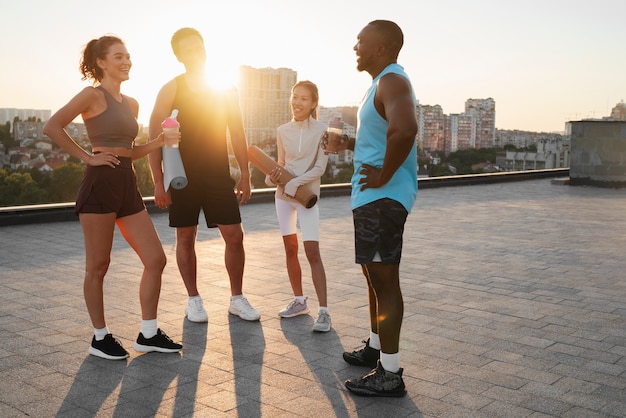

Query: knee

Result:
[305,250,322,265]
[147,251,167,272]
[304,245,321,264]
[284,244,299,259]
[86,258,110,281]
[223,231,244,246]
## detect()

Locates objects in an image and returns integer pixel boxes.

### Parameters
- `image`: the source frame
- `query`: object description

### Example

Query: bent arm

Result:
[43,88,96,164]
[147,81,176,189]
[374,73,417,186]
[226,89,251,204]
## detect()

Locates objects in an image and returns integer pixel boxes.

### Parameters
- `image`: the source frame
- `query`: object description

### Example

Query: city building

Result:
[464,98,496,149]
[238,66,296,146]
[496,137,570,171]
[609,100,626,120]
[417,98,496,153]
[417,104,445,152]
[0,108,50,127]
[496,129,565,149]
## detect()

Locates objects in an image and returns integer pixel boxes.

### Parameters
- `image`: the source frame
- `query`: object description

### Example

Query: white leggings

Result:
[275,197,320,241]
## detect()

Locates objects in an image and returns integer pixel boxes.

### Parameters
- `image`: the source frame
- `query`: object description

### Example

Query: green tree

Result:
[133,156,154,197]
[0,170,47,206]
[48,163,84,203]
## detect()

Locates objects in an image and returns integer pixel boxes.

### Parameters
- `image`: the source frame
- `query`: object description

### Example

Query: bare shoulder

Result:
[78,86,102,100]
[378,72,412,95]
[124,95,140,116]
[158,78,177,96]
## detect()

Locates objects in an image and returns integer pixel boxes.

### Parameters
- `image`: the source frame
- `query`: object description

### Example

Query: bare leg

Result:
[176,225,199,296]
[361,265,379,335]
[218,223,245,296]
[304,240,327,307]
[79,213,117,329]
[363,263,403,354]
[283,234,302,296]
[117,210,167,320]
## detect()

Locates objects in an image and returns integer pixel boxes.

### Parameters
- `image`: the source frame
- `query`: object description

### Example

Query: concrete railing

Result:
[0,168,569,227]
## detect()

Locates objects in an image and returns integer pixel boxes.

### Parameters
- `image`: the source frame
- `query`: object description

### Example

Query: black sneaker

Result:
[345,360,407,397]
[133,328,182,353]
[342,339,380,368]
[89,334,129,360]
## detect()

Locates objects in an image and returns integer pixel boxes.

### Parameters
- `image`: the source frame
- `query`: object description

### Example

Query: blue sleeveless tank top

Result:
[84,86,138,149]
[350,63,418,213]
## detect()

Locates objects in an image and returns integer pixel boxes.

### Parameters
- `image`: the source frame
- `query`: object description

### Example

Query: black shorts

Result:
[75,157,145,218]
[353,198,408,265]
[169,176,241,228]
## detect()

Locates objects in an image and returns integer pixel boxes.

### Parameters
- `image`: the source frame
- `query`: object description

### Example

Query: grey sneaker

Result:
[345,360,406,397]
[228,296,260,321]
[186,297,208,322]
[312,311,331,332]
[279,298,310,318]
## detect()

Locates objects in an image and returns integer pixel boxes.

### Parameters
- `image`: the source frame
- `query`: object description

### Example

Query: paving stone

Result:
[1,179,625,416]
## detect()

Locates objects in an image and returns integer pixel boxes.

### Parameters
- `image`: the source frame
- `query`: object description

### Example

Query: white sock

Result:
[318,306,329,314]
[141,319,158,339]
[94,327,109,341]
[369,332,381,350]
[231,294,243,301]
[295,296,306,304]
[188,295,202,303]
[380,352,400,373]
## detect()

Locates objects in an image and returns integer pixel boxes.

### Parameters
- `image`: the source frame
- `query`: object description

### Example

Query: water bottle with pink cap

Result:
[161,109,180,148]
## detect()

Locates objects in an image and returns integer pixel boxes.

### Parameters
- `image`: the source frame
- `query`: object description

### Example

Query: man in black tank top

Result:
[149,28,260,323]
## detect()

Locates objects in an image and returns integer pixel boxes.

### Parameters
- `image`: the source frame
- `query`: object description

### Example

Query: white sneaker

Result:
[185,297,208,322]
[313,311,332,332]
[228,296,260,321]
[279,298,310,318]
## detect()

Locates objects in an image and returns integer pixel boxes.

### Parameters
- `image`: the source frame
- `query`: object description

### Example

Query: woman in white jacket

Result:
[268,80,331,332]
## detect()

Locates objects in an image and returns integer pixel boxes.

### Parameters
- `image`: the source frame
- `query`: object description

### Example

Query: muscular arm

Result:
[226,89,251,204]
[359,73,417,190]
[148,80,176,207]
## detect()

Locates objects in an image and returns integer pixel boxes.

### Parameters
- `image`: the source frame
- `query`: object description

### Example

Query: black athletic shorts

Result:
[353,198,408,265]
[75,156,145,218]
[169,176,241,228]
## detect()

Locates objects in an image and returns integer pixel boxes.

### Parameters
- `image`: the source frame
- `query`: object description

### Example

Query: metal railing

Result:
[0,169,569,227]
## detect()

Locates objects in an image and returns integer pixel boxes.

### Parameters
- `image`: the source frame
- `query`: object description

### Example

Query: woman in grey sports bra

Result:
[43,35,182,360]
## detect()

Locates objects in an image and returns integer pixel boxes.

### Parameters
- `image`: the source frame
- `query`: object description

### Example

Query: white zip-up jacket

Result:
[269,116,329,202]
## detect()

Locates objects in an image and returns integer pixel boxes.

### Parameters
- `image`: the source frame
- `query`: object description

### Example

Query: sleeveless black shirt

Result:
[172,76,242,183]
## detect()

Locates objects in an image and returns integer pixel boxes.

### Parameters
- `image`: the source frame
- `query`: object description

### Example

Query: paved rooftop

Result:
[1,178,626,417]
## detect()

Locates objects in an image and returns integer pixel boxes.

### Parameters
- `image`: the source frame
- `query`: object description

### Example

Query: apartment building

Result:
[417,104,445,151]
[0,108,51,127]
[496,137,570,170]
[418,98,496,153]
[238,66,296,146]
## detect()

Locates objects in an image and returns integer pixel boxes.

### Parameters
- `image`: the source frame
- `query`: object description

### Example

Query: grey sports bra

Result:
[84,86,138,149]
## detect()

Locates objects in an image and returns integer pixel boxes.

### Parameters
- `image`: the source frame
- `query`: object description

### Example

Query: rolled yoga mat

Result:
[247,145,318,209]
[162,147,188,191]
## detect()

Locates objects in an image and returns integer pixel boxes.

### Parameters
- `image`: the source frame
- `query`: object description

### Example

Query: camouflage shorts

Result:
[352,198,408,265]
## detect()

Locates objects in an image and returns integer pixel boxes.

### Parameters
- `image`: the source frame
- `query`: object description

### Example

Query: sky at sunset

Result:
[1,0,624,133]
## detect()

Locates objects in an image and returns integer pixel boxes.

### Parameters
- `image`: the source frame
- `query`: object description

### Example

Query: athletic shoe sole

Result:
[345,384,407,397]
[185,307,208,323]
[133,343,181,353]
[88,346,129,360]
[278,308,310,318]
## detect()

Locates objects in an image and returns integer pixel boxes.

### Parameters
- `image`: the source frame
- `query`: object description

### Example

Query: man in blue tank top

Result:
[341,20,418,397]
